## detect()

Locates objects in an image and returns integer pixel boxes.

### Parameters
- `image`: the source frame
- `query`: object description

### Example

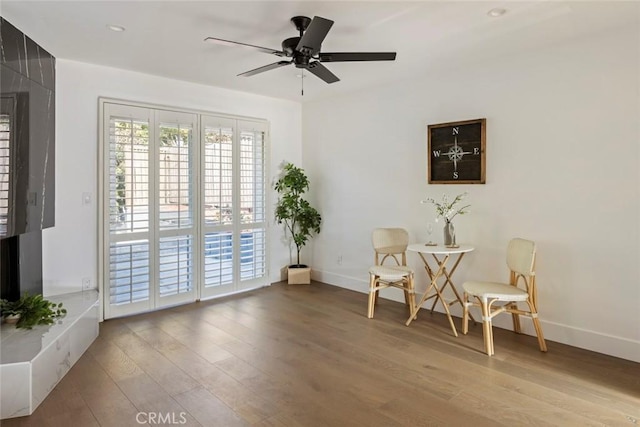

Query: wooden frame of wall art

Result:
[427,118,486,184]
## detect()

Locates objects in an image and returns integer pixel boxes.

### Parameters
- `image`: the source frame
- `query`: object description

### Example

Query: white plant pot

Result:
[4,314,20,324]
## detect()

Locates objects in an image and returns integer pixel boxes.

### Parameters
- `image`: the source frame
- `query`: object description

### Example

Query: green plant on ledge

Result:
[274,162,322,267]
[0,293,67,329]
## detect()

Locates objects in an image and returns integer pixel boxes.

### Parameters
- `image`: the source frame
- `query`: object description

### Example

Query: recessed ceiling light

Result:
[487,8,507,18]
[106,24,126,32]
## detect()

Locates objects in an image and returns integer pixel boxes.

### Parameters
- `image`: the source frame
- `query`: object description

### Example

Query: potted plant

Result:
[421,192,470,247]
[0,293,67,329]
[274,162,322,284]
[0,299,21,324]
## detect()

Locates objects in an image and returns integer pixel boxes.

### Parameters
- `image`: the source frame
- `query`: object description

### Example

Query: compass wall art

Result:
[427,118,486,184]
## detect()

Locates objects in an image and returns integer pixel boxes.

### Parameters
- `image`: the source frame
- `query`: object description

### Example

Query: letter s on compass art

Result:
[427,118,486,184]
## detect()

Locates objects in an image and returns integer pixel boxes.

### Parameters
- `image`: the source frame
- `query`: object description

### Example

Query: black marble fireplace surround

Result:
[0,17,55,301]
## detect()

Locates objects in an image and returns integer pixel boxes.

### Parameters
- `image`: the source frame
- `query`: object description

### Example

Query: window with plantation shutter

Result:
[0,96,16,238]
[203,125,233,228]
[109,240,150,305]
[100,100,269,318]
[159,122,193,230]
[202,120,235,293]
[158,235,193,296]
[0,113,11,237]
[109,117,150,235]
[240,229,265,280]
[204,231,233,288]
[104,105,154,317]
[199,116,268,299]
[156,116,196,307]
[239,128,266,282]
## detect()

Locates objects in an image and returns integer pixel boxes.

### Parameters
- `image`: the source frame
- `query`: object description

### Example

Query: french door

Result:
[200,115,267,299]
[100,101,268,319]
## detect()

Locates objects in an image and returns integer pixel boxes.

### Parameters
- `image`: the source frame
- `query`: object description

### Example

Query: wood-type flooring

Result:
[2,282,638,426]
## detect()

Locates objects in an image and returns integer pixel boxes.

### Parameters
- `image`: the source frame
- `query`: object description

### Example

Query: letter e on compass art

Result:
[428,118,486,184]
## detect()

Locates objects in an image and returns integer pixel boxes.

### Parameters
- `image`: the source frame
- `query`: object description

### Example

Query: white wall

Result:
[43,59,301,297]
[302,26,640,362]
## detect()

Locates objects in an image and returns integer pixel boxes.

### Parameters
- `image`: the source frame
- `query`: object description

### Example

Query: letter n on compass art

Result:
[427,118,486,184]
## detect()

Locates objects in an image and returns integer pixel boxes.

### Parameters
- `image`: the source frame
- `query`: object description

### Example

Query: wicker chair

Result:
[367,228,416,319]
[462,238,547,356]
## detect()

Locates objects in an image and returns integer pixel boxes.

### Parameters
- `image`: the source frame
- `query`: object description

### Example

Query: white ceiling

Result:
[2,1,638,103]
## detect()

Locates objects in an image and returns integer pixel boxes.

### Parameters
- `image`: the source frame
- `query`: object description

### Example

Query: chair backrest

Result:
[506,238,536,276]
[372,228,409,266]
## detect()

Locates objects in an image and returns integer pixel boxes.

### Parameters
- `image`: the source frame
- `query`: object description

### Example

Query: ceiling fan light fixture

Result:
[106,24,126,32]
[487,8,507,18]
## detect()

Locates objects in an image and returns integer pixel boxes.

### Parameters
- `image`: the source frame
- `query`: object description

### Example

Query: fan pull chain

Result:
[301,69,304,96]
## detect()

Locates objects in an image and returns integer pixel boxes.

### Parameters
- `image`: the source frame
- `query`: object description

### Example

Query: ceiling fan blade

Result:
[204,37,286,57]
[319,52,397,62]
[238,61,292,77]
[307,62,339,84]
[296,16,334,55]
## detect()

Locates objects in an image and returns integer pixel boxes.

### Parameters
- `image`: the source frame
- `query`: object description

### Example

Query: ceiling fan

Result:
[204,16,396,87]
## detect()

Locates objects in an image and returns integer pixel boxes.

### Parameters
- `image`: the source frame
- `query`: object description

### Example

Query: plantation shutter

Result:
[200,117,268,299]
[155,111,198,307]
[101,100,269,318]
[0,95,17,237]
[0,108,11,237]
[238,121,267,289]
[104,104,154,318]
[201,116,236,296]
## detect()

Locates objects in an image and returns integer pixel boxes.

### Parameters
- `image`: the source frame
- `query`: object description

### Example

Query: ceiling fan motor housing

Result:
[281,37,311,68]
[281,37,300,57]
[293,55,310,68]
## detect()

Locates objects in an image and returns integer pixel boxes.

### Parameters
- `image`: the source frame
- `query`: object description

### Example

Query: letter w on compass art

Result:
[427,118,486,184]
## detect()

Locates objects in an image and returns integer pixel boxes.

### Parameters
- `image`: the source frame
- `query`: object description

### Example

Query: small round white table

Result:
[405,243,475,336]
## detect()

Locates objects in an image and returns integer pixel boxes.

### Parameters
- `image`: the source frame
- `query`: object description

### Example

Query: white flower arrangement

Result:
[421,192,470,223]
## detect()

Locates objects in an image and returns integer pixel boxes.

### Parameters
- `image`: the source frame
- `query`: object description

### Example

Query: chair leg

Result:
[488,316,495,356]
[403,288,410,307]
[480,297,494,356]
[527,300,547,352]
[407,274,417,319]
[367,275,377,319]
[462,292,469,335]
[510,303,522,333]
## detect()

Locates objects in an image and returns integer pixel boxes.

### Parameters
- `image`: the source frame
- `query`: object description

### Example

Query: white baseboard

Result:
[312,269,640,363]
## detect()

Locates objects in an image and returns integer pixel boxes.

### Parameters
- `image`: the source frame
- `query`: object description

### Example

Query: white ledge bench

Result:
[0,290,99,419]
